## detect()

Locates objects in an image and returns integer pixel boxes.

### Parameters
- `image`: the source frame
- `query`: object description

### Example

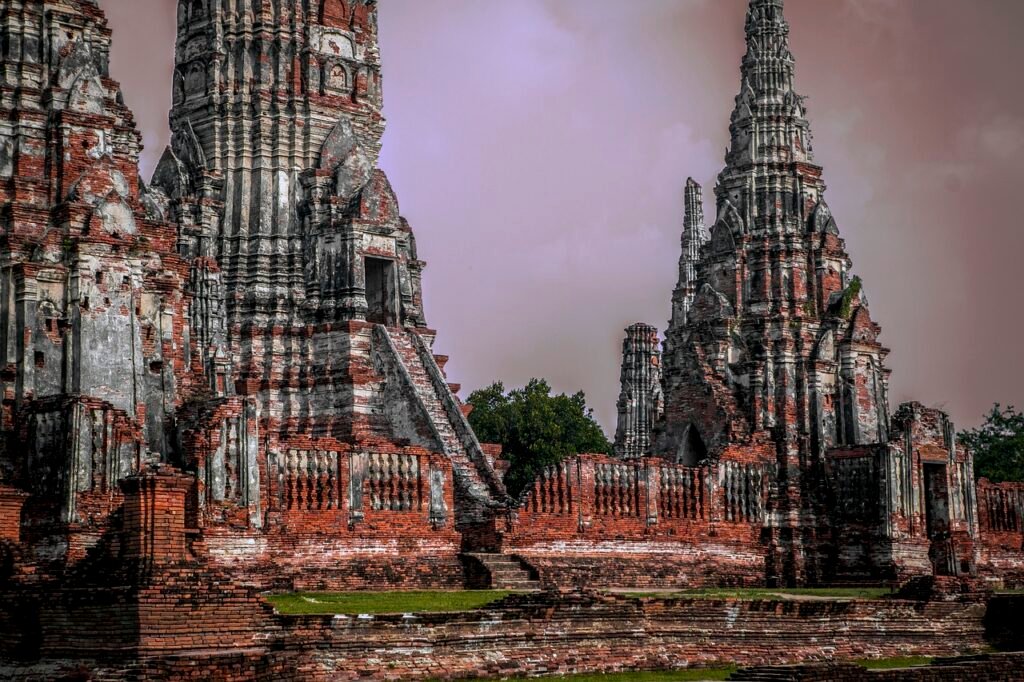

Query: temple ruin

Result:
[0,0,1022,679]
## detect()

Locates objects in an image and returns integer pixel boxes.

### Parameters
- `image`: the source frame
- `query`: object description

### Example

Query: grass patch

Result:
[618,587,891,601]
[493,669,737,681]
[266,590,515,615]
[856,657,933,670]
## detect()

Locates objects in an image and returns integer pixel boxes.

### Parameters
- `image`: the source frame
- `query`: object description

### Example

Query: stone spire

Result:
[669,179,709,331]
[655,0,893,583]
[614,324,663,460]
[150,0,508,525]
[723,0,814,215]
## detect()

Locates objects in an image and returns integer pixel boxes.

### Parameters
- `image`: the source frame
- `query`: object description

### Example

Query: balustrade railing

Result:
[659,465,705,520]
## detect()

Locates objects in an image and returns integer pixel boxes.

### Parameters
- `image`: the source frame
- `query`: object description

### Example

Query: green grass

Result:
[618,587,892,600]
[481,669,737,682]
[266,590,515,615]
[856,657,933,670]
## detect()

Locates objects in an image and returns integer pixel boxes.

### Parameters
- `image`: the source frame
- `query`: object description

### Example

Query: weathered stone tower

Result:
[653,0,977,584]
[0,0,510,586]
[147,0,508,534]
[0,0,193,550]
[613,323,662,459]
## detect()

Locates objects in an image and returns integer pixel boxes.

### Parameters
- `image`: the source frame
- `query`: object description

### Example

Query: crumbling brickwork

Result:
[0,2,1022,677]
[0,0,508,593]
[0,589,1007,680]
[585,0,993,588]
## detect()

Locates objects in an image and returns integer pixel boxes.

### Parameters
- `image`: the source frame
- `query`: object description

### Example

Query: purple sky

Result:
[103,0,1024,435]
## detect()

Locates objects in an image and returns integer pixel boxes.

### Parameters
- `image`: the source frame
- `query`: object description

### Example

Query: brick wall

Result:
[1,590,1004,680]
[505,454,769,587]
[0,485,27,543]
[978,480,1024,587]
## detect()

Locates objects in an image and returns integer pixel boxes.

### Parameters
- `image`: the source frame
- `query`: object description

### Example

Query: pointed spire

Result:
[669,179,709,329]
[724,0,812,176]
[745,0,789,41]
[741,0,795,104]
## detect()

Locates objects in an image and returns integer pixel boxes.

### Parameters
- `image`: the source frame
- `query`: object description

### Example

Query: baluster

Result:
[384,454,394,511]
[370,454,381,511]
[627,466,636,516]
[557,464,566,514]
[413,456,423,511]
[286,450,296,511]
[403,456,413,511]
[541,467,550,513]
[307,451,317,511]
[606,464,614,512]
[314,452,324,510]
[725,463,734,522]
[326,452,336,510]
[661,469,670,519]
[566,461,574,513]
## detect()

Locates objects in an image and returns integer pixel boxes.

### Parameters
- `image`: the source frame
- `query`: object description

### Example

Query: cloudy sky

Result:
[102,0,1024,435]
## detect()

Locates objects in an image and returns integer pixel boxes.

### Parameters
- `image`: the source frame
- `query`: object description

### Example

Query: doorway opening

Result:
[923,463,951,539]
[365,257,397,325]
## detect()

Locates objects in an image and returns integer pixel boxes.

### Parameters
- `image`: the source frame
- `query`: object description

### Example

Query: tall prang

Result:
[613,323,663,459]
[145,0,509,540]
[652,0,976,584]
[659,0,890,460]
[0,0,511,592]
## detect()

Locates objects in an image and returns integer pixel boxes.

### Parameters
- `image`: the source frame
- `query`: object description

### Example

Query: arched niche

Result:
[677,424,708,467]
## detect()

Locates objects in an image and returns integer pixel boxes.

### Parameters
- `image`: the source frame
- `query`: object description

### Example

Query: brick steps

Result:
[466,553,540,590]
[386,329,493,500]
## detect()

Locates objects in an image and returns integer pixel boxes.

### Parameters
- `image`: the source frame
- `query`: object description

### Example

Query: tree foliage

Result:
[466,379,612,498]
[959,404,1024,483]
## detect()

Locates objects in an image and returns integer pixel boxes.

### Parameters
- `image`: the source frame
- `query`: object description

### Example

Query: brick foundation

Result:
[1,591,1014,680]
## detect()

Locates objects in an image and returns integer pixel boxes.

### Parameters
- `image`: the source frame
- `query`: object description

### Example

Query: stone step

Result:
[386,328,491,493]
[493,581,541,591]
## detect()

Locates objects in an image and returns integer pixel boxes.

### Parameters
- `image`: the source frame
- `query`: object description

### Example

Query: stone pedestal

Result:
[120,466,193,566]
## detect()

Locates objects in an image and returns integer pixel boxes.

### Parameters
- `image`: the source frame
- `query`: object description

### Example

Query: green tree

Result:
[467,379,612,498]
[959,404,1024,483]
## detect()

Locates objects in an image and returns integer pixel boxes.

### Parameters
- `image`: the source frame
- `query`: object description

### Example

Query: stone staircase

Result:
[466,553,541,591]
[383,328,496,504]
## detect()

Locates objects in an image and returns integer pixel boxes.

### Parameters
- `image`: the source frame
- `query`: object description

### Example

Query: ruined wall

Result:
[0,0,194,564]
[0,589,1001,681]
[824,404,978,583]
[198,445,465,591]
[977,479,1024,587]
[506,453,771,588]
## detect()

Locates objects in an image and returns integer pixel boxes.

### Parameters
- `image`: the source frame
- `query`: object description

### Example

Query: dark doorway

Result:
[365,257,396,325]
[677,424,708,467]
[923,463,951,539]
